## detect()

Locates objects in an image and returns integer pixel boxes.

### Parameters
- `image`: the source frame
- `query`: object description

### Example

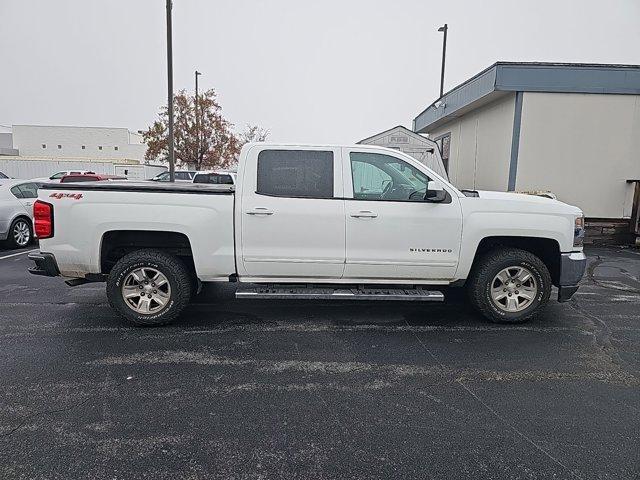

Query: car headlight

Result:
[574,215,585,247]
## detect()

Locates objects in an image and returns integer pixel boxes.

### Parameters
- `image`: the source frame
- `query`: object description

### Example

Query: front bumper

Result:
[557,251,587,302]
[28,252,60,277]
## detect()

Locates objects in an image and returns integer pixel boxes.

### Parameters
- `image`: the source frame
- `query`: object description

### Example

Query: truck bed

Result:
[37,180,236,281]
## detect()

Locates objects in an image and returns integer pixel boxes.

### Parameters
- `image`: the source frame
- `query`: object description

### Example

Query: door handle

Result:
[245,207,274,216]
[24,202,33,207]
[350,210,378,218]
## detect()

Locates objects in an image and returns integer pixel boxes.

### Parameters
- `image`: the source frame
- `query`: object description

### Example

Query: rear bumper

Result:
[28,252,60,277]
[557,251,587,302]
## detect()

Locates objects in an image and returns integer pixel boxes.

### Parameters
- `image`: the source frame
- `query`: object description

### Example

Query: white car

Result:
[30,143,586,326]
[32,170,96,183]
[150,171,196,182]
[0,179,41,248]
[192,170,236,185]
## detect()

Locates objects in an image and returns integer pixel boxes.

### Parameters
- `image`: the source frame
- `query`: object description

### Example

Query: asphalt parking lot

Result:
[0,246,638,479]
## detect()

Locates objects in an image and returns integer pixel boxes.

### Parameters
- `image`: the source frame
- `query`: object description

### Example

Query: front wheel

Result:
[467,247,552,323]
[106,249,193,326]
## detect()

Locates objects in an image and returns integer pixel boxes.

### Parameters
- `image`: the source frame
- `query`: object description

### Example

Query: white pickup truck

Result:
[28,143,586,326]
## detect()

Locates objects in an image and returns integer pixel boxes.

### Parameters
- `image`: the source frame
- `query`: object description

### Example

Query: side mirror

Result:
[424,180,447,202]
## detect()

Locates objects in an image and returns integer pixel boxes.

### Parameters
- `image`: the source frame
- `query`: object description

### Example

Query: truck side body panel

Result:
[36,143,583,288]
[39,188,235,281]
[455,194,580,280]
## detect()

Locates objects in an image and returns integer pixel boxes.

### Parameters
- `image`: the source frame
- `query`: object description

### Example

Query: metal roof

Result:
[414,62,640,133]
[357,125,436,146]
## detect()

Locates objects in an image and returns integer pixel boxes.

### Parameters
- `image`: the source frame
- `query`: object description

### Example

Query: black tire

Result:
[8,217,32,249]
[106,249,193,327]
[467,247,552,324]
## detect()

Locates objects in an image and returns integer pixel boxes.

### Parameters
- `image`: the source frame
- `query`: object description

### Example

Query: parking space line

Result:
[0,249,37,261]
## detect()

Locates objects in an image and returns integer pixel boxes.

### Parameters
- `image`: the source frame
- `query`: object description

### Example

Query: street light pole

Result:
[438,23,448,98]
[166,0,175,182]
[195,70,202,168]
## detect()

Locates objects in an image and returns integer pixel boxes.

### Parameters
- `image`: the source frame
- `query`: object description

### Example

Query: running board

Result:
[235,287,444,302]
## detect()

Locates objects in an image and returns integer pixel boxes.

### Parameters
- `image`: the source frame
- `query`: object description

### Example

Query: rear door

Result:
[238,146,345,279]
[12,182,39,217]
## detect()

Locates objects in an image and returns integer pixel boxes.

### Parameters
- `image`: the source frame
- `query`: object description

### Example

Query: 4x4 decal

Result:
[49,193,83,200]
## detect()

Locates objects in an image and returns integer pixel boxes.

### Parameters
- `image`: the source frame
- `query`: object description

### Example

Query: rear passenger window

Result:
[17,183,39,198]
[61,176,98,183]
[194,173,234,185]
[10,186,24,199]
[257,150,333,198]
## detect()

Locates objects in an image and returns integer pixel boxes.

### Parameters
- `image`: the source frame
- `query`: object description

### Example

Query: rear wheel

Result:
[107,249,193,326]
[467,247,551,323]
[8,218,32,249]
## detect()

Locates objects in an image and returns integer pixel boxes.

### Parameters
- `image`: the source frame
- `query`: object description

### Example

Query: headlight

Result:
[574,215,585,247]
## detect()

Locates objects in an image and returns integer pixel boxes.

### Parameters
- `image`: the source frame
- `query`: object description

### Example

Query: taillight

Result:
[34,200,54,239]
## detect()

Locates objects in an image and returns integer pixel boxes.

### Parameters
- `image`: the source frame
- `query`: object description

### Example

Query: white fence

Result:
[0,159,166,180]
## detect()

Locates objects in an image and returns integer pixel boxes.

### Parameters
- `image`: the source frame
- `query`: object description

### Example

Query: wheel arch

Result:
[10,213,33,227]
[100,230,196,280]
[469,236,561,286]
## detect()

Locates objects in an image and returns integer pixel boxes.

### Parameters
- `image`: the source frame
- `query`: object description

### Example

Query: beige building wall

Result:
[429,94,515,191]
[516,92,640,218]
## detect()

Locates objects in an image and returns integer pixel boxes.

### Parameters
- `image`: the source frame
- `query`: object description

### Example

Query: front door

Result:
[342,148,462,282]
[238,146,345,279]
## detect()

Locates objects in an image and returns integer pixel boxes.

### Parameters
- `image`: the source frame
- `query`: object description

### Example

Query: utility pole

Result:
[195,70,202,168]
[166,0,175,181]
[438,23,448,98]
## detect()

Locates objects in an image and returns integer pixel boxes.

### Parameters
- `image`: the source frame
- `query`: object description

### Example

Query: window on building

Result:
[81,145,86,150]
[114,146,119,151]
[257,150,334,198]
[98,146,103,150]
[42,144,46,149]
[350,152,429,201]
[57,145,62,149]
[434,133,451,174]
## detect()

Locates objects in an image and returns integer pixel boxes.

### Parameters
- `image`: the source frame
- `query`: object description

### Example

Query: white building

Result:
[413,62,640,240]
[8,124,146,161]
[0,124,153,179]
[357,125,448,179]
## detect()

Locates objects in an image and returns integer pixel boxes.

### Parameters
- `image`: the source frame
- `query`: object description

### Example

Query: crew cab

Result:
[28,143,586,326]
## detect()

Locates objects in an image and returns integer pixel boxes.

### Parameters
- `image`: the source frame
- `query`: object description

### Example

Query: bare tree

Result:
[144,89,267,170]
[238,124,269,145]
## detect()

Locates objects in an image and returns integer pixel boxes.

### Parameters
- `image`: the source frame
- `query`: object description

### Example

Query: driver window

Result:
[350,152,429,201]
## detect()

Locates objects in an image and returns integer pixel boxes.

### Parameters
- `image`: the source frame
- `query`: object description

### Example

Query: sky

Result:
[1,0,639,144]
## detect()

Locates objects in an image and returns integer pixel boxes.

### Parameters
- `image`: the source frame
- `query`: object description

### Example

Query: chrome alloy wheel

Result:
[121,267,171,314]
[490,266,538,312]
[13,220,31,247]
